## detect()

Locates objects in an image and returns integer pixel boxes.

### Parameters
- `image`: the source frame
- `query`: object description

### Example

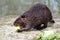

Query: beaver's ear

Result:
[21,15,27,22]
[21,15,25,18]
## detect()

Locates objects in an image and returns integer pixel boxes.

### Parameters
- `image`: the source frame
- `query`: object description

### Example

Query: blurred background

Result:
[0,0,60,17]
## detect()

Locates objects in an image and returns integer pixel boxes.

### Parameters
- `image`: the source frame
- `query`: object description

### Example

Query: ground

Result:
[0,13,60,40]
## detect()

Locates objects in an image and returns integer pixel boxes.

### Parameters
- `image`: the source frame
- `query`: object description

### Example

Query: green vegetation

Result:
[0,0,60,16]
[34,31,60,40]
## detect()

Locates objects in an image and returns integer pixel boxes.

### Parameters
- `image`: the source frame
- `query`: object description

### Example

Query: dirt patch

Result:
[0,15,60,40]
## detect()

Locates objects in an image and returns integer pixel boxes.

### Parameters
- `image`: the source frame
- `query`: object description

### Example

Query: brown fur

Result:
[13,3,55,32]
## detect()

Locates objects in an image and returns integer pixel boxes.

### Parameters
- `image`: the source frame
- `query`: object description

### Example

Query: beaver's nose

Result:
[13,22,19,26]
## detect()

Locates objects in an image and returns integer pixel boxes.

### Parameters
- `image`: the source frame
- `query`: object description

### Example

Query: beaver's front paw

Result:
[16,29,22,32]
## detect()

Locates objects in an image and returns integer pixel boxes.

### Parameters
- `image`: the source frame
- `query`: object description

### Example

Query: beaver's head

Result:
[13,15,27,28]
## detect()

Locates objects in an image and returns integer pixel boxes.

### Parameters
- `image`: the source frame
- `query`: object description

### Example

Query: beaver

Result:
[13,3,55,32]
